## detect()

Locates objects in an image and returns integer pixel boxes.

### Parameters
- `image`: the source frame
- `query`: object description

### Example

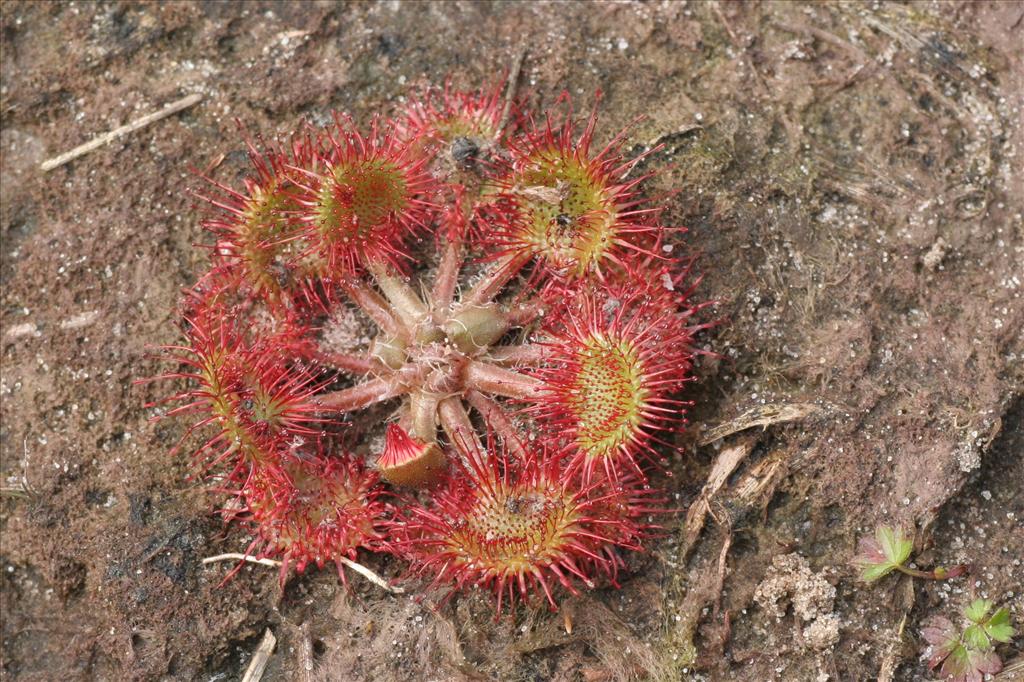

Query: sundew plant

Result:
[150,80,703,613]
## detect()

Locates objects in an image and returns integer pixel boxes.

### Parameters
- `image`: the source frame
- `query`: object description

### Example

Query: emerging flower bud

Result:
[377,423,446,487]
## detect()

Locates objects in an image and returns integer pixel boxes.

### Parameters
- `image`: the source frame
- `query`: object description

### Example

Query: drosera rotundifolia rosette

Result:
[148,78,705,612]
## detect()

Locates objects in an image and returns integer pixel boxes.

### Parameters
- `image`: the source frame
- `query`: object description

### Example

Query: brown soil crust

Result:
[2,2,1021,680]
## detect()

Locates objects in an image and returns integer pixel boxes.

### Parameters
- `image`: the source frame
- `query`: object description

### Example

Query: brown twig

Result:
[40,93,203,172]
[699,402,822,445]
[681,439,754,560]
[497,47,527,139]
[297,623,315,682]
[995,655,1024,680]
[877,613,908,682]
[712,532,732,620]
[0,438,36,498]
[241,629,276,682]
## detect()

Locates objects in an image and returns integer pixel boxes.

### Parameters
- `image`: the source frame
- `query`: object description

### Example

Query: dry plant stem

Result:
[202,553,402,593]
[438,396,483,459]
[464,359,542,399]
[698,403,821,445]
[0,486,32,498]
[464,390,527,459]
[241,628,276,682]
[462,252,530,307]
[368,260,429,322]
[341,279,408,341]
[297,623,314,682]
[487,343,550,366]
[995,657,1024,681]
[202,552,282,568]
[313,349,376,375]
[712,532,732,620]
[496,47,527,141]
[40,92,203,172]
[337,556,405,594]
[876,613,909,682]
[315,376,406,411]
[430,238,464,320]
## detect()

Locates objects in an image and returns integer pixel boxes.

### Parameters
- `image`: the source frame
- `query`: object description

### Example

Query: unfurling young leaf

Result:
[852,524,967,583]
[877,525,914,566]
[852,525,913,582]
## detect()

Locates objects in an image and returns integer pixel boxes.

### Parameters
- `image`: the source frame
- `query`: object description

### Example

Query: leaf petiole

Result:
[893,563,968,581]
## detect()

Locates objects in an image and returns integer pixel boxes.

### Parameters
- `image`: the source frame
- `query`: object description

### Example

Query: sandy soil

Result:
[1,2,1022,680]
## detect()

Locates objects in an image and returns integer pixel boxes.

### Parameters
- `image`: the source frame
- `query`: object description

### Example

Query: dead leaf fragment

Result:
[699,403,823,445]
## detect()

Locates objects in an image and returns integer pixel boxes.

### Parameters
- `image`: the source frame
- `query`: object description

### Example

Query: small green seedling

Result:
[852,525,967,582]
[922,598,1016,681]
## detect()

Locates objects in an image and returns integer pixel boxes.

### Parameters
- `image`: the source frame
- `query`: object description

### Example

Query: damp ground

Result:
[2,2,1021,680]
